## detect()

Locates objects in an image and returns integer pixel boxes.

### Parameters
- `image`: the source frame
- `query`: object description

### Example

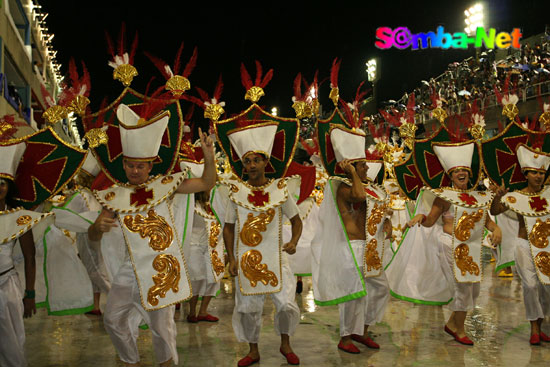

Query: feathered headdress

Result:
[494,75,519,121]
[240,61,273,103]
[57,58,92,116]
[189,74,225,123]
[105,23,139,86]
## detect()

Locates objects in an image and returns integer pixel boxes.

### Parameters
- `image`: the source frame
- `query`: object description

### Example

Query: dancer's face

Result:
[525,170,545,190]
[450,168,470,189]
[123,159,153,185]
[0,179,8,202]
[354,161,369,183]
[243,153,267,182]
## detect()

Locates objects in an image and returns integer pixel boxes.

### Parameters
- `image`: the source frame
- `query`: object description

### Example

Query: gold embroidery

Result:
[147,254,180,306]
[105,192,115,201]
[240,209,276,247]
[329,87,339,106]
[502,103,519,120]
[529,218,550,249]
[84,128,108,148]
[161,176,174,184]
[16,215,32,226]
[245,86,265,103]
[165,75,190,97]
[454,243,480,276]
[240,249,278,287]
[534,251,550,277]
[113,64,138,86]
[123,210,173,251]
[43,105,69,124]
[204,103,225,121]
[364,238,382,272]
[209,222,221,248]
[68,95,90,116]
[211,249,225,276]
[454,209,484,242]
[367,203,386,236]
[506,196,517,204]
[432,107,448,123]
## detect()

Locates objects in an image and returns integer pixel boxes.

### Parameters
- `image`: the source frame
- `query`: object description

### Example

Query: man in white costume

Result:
[313,124,392,354]
[0,140,54,367]
[88,104,216,367]
[221,121,303,367]
[490,144,550,345]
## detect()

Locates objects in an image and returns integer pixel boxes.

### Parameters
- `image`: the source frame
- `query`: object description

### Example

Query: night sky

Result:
[39,0,550,123]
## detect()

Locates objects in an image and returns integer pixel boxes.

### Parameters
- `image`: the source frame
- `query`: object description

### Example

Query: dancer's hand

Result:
[23,297,36,318]
[406,214,425,228]
[199,127,215,161]
[488,226,502,246]
[228,259,238,277]
[489,179,509,197]
[283,241,297,255]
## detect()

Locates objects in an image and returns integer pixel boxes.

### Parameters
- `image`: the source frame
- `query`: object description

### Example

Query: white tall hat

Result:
[81,150,101,177]
[330,126,366,162]
[116,104,170,161]
[0,140,26,181]
[227,122,278,160]
[366,161,383,182]
[432,141,474,174]
[516,144,550,173]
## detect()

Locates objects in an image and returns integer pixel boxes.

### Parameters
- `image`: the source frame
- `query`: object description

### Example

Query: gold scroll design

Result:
[364,238,382,272]
[240,209,276,247]
[454,243,480,276]
[534,251,550,278]
[210,250,225,276]
[147,254,181,306]
[123,209,173,252]
[367,203,386,236]
[209,221,221,248]
[240,249,278,287]
[454,209,484,242]
[529,218,550,249]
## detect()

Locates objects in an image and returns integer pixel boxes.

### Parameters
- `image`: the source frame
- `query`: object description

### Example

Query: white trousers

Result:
[103,261,177,365]
[189,243,220,297]
[515,238,550,321]
[232,256,300,343]
[338,240,389,337]
[0,271,26,367]
[439,233,480,312]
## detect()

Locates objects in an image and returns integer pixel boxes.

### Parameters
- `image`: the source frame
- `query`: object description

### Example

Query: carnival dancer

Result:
[406,140,502,345]
[179,144,226,323]
[312,59,392,353]
[489,144,550,345]
[215,61,303,367]
[88,103,216,367]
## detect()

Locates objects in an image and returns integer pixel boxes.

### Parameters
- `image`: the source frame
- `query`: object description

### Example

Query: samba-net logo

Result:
[375,26,522,50]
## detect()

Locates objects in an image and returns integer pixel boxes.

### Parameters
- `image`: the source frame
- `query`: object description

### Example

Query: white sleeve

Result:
[282,196,299,220]
[224,200,237,224]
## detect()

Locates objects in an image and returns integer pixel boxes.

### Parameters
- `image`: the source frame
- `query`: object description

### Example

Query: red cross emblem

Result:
[248,190,270,207]
[458,193,478,205]
[130,187,154,207]
[529,196,548,212]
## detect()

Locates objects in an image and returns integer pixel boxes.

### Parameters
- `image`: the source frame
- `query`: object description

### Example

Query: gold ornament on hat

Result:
[245,86,265,103]
[502,103,519,120]
[329,87,339,107]
[113,64,138,87]
[539,111,550,130]
[468,124,485,140]
[84,128,109,148]
[292,100,313,119]
[204,103,225,122]
[165,75,190,97]
[68,95,90,116]
[399,123,417,150]
[43,105,69,124]
[432,107,447,123]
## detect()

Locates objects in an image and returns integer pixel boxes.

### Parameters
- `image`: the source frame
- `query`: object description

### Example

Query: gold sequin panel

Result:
[240,209,276,247]
[529,218,550,249]
[454,209,484,242]
[209,222,221,248]
[240,249,278,287]
[211,250,225,276]
[124,209,173,251]
[454,243,480,276]
[147,254,181,306]
[367,203,386,236]
[364,238,382,272]
[534,251,550,278]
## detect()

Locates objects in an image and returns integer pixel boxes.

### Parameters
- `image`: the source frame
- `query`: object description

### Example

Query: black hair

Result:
[1,178,18,209]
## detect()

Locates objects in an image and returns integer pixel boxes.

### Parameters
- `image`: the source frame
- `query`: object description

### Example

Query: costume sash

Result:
[0,208,54,245]
[503,186,550,285]
[95,172,191,310]
[424,188,492,283]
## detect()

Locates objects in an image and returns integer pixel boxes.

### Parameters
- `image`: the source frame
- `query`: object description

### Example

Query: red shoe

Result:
[280,348,300,365]
[337,341,360,354]
[197,314,219,322]
[175,303,181,311]
[85,309,102,316]
[540,332,550,342]
[444,325,457,338]
[186,315,198,323]
[530,334,541,345]
[455,335,474,345]
[351,334,380,349]
[237,355,260,367]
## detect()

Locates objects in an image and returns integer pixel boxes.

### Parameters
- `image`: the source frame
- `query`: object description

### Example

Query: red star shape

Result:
[130,187,154,207]
[458,192,478,205]
[248,190,269,206]
[529,196,548,212]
